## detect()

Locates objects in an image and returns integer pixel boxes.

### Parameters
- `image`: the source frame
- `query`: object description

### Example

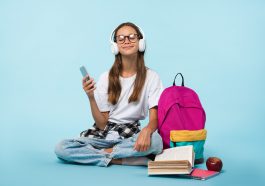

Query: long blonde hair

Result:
[108,22,147,105]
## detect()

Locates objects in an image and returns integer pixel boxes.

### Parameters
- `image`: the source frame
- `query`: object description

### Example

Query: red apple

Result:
[206,157,223,172]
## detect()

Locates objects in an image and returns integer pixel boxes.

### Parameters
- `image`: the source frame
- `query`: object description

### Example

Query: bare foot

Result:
[104,148,113,153]
[103,148,123,165]
[110,159,122,165]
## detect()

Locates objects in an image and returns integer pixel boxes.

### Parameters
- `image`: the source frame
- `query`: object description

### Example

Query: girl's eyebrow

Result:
[116,33,137,36]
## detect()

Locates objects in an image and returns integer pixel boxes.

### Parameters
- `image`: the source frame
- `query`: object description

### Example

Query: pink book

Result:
[181,168,220,180]
[190,168,220,180]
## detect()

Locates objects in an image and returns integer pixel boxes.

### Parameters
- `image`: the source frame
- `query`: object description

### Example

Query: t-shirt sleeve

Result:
[148,71,164,109]
[94,72,111,112]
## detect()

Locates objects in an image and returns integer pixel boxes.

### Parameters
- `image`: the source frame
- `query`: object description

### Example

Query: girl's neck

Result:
[121,54,137,77]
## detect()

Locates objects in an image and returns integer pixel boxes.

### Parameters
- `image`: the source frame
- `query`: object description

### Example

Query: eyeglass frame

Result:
[114,34,140,44]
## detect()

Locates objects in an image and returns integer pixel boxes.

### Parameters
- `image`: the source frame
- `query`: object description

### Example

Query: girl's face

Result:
[115,26,139,56]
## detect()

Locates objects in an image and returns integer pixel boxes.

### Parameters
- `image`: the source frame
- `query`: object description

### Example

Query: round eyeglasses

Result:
[115,34,139,44]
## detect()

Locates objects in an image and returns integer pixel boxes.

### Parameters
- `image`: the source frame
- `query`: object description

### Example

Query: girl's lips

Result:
[122,46,134,49]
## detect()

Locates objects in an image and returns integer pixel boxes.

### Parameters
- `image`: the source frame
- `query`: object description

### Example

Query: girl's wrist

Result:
[88,94,95,100]
[144,126,153,135]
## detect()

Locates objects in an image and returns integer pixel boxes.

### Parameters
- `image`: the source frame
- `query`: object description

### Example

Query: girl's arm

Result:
[88,96,109,130]
[134,106,158,152]
[83,76,109,130]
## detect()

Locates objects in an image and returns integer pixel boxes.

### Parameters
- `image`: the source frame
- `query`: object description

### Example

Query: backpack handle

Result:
[173,73,184,86]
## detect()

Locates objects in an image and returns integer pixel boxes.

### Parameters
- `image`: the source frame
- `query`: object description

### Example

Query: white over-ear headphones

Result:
[110,24,146,55]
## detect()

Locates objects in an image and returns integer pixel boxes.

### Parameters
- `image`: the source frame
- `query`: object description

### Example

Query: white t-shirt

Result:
[94,68,164,124]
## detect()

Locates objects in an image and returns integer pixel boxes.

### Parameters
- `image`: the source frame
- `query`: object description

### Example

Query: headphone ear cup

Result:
[138,39,145,52]
[111,42,119,55]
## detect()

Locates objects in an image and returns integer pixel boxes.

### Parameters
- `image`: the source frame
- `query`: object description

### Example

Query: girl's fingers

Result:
[85,79,94,86]
[89,86,96,92]
[142,145,146,152]
[87,82,96,90]
[83,80,95,88]
[82,75,89,83]
[139,143,149,152]
[145,145,150,152]
[134,142,139,151]
[138,144,142,152]
[82,77,93,85]
[85,84,96,94]
[136,143,144,152]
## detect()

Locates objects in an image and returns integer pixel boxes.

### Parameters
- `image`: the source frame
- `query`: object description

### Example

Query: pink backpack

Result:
[158,73,206,149]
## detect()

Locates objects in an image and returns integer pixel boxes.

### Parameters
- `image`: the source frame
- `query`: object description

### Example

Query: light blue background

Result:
[1,0,264,185]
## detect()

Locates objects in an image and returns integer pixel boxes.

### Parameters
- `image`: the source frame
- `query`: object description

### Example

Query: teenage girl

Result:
[55,22,164,166]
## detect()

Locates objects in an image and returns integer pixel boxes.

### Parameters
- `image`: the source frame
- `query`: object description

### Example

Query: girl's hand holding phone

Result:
[82,76,96,98]
[80,66,96,98]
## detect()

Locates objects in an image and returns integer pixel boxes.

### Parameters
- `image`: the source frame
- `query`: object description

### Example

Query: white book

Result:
[148,145,195,175]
